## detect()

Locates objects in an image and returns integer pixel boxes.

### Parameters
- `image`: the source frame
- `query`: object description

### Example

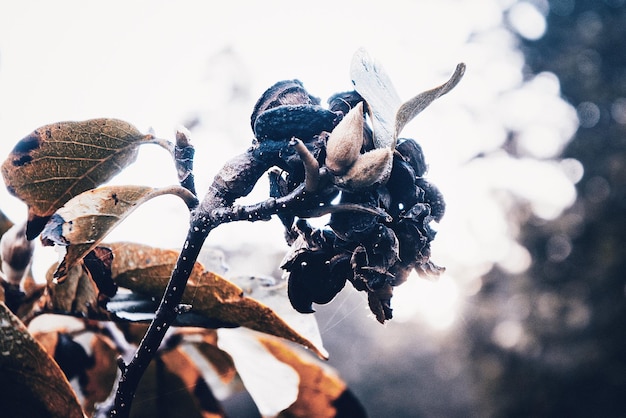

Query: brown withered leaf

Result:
[0,302,85,418]
[107,242,328,359]
[1,118,156,239]
[41,184,196,281]
[160,345,227,417]
[45,264,101,317]
[81,333,119,415]
[174,328,238,388]
[259,337,367,418]
[0,207,13,237]
[351,48,465,150]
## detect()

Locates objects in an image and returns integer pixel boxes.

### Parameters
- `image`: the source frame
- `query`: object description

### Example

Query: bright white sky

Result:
[0,0,579,329]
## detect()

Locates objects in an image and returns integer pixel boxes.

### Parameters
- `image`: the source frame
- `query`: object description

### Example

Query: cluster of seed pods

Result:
[250,79,447,323]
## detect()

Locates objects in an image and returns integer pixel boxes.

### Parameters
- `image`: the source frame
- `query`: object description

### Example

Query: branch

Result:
[174,127,197,198]
[106,137,389,417]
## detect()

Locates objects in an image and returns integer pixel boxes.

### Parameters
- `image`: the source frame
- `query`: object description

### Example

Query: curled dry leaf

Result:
[259,336,368,418]
[217,328,300,417]
[0,302,85,418]
[45,264,100,317]
[1,118,157,239]
[159,343,228,417]
[41,184,197,282]
[107,242,328,359]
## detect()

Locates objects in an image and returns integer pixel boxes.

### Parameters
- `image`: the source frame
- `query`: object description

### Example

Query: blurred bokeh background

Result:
[1,0,625,416]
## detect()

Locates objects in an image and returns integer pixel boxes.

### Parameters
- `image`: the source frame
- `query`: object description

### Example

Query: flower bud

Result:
[325,102,364,175]
[334,147,393,190]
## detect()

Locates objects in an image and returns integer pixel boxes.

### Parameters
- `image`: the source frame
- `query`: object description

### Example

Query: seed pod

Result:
[253,104,338,142]
[334,147,393,190]
[250,79,319,130]
[327,90,363,115]
[396,138,427,177]
[325,102,364,175]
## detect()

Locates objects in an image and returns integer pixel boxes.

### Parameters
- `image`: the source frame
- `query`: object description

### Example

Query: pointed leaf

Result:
[395,63,466,138]
[0,302,85,418]
[1,118,156,238]
[41,185,196,281]
[107,242,329,359]
[350,48,401,150]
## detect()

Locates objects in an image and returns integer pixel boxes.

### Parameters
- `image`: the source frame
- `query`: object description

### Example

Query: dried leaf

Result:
[45,264,100,317]
[107,242,329,359]
[217,328,300,417]
[173,329,239,396]
[395,62,466,138]
[160,345,227,417]
[41,184,196,281]
[1,221,35,286]
[1,118,156,239]
[228,274,327,364]
[333,147,393,190]
[0,302,85,418]
[351,48,465,150]
[80,333,119,414]
[259,337,367,418]
[0,208,13,237]
[350,48,401,150]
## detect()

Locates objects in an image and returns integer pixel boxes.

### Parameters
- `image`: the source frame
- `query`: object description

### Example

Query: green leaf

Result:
[0,302,85,418]
[1,118,157,239]
[41,185,196,281]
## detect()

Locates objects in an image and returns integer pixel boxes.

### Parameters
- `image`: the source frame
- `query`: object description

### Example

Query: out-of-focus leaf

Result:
[395,63,466,139]
[259,337,368,418]
[350,48,401,150]
[0,302,85,418]
[228,274,327,363]
[217,328,300,417]
[1,118,157,239]
[107,242,328,359]
[171,328,240,397]
[160,345,228,418]
[0,208,13,237]
[45,264,102,317]
[41,184,196,281]
[81,333,118,415]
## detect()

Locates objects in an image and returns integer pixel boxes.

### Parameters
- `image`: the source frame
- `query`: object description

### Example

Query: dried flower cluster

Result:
[249,55,464,322]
